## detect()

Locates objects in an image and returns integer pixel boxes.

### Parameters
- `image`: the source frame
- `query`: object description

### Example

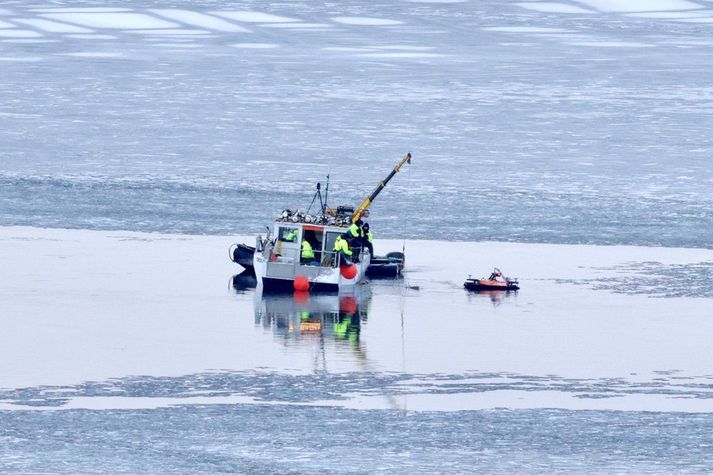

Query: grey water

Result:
[3,0,713,472]
[4,406,713,474]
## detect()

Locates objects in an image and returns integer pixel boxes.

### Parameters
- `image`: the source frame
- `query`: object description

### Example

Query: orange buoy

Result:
[340,264,357,279]
[294,275,309,292]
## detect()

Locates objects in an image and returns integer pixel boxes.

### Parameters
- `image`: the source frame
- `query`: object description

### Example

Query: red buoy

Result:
[294,275,309,292]
[340,264,357,279]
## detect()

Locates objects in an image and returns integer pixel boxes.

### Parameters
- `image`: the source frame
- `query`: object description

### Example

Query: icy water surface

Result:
[3,0,713,471]
[3,227,713,471]
[1,0,713,246]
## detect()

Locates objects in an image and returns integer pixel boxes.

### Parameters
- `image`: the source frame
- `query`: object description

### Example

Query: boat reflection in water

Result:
[254,288,371,348]
[231,271,258,293]
[466,289,518,307]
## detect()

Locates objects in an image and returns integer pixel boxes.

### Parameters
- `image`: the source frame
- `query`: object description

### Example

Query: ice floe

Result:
[40,12,179,29]
[567,41,655,47]
[149,9,250,32]
[30,8,134,13]
[676,16,713,22]
[373,45,436,50]
[65,34,117,40]
[515,2,595,14]
[230,42,279,49]
[152,43,203,49]
[357,52,445,58]
[124,29,213,36]
[0,56,42,61]
[625,10,713,18]
[0,38,56,43]
[331,16,403,25]
[0,29,42,37]
[483,26,571,33]
[59,52,124,58]
[259,23,332,29]
[13,18,94,33]
[402,0,468,3]
[210,11,300,23]
[576,0,704,13]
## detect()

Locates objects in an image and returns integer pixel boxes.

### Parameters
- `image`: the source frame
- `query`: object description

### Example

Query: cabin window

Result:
[278,227,299,243]
[324,231,340,254]
[302,229,323,251]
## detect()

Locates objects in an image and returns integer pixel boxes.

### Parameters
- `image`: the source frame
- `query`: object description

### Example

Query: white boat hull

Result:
[253,224,370,292]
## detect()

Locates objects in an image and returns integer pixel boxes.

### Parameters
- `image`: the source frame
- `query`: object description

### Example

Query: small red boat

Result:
[464,268,519,291]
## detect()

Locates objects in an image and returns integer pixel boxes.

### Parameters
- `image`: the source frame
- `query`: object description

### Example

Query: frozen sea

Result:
[2,0,713,472]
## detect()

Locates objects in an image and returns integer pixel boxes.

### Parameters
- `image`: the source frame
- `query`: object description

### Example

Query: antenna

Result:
[323,173,330,214]
[306,182,323,215]
[317,182,324,211]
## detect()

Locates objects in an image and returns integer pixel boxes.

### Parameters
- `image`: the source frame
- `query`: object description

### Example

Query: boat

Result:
[229,243,256,272]
[464,268,519,291]
[365,251,405,278]
[231,242,405,278]
[244,153,413,292]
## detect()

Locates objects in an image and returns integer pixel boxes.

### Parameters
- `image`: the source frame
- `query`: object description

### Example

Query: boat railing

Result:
[257,235,368,270]
[261,243,345,269]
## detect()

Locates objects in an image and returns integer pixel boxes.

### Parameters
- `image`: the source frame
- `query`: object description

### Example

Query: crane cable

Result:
[402,160,411,256]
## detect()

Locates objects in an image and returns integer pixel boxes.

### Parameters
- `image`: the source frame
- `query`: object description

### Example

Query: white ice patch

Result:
[40,12,179,29]
[211,11,300,23]
[483,26,570,33]
[625,10,713,18]
[0,29,42,37]
[13,18,94,33]
[373,45,435,50]
[259,23,331,29]
[153,43,203,48]
[676,16,713,22]
[149,9,250,32]
[331,16,403,26]
[124,29,213,36]
[65,34,117,40]
[0,56,42,62]
[0,38,57,43]
[0,9,13,15]
[322,46,375,52]
[402,0,467,3]
[576,0,703,13]
[0,19,15,28]
[357,52,444,58]
[230,42,279,48]
[30,8,134,13]
[568,41,654,47]
[516,2,595,14]
[60,52,124,58]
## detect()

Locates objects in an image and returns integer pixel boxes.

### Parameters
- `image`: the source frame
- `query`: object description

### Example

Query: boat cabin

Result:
[263,222,349,268]
[254,220,370,291]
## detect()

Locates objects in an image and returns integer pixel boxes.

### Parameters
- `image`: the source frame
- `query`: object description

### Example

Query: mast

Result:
[352,153,412,223]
